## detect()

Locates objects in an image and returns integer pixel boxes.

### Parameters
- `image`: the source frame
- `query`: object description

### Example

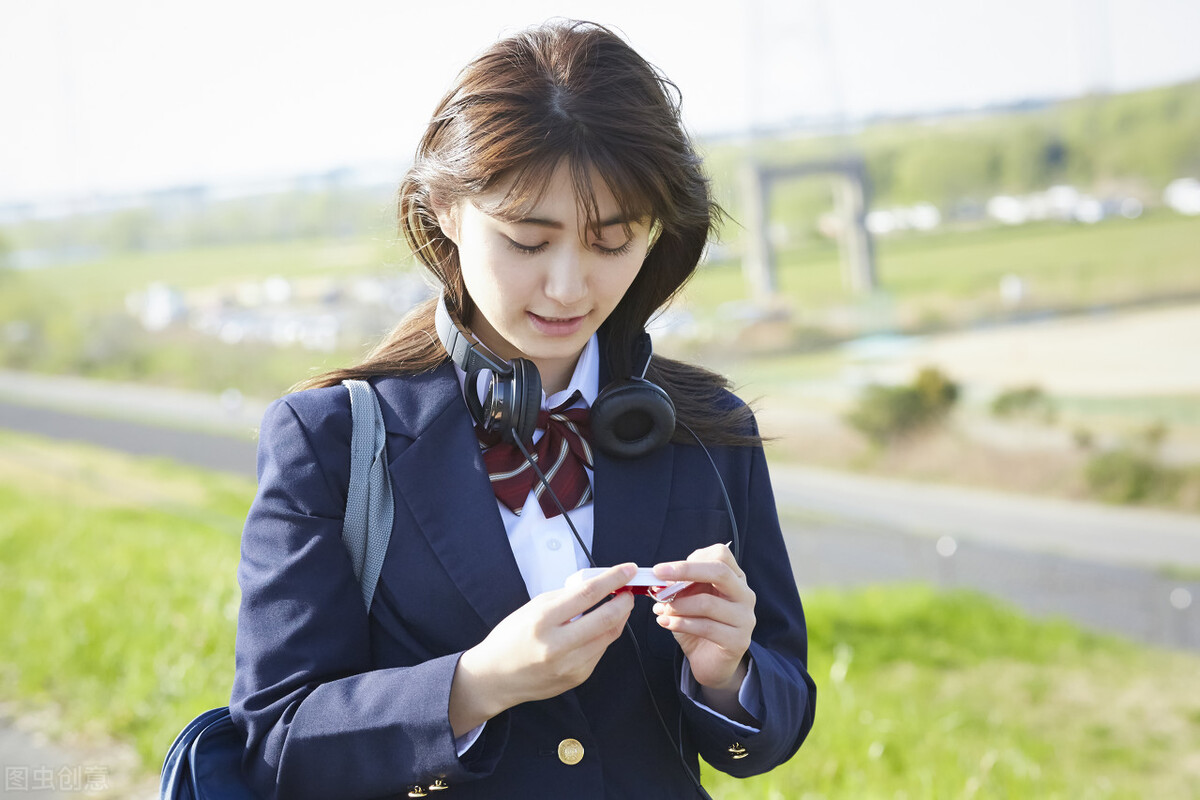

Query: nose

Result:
[543,245,588,308]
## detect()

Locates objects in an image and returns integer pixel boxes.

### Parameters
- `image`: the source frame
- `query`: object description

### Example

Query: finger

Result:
[657,542,742,579]
[562,590,635,647]
[653,559,752,601]
[546,563,637,622]
[654,600,755,649]
[684,542,741,573]
[688,542,739,566]
[654,612,750,651]
[653,593,753,628]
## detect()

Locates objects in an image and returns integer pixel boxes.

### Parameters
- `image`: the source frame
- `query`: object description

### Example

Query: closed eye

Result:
[505,237,548,255]
[595,239,634,257]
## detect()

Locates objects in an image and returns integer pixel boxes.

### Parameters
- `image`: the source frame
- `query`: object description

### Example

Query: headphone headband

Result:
[631,331,653,380]
[434,295,511,377]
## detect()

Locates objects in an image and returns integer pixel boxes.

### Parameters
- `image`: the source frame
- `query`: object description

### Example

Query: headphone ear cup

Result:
[504,357,542,445]
[591,380,676,459]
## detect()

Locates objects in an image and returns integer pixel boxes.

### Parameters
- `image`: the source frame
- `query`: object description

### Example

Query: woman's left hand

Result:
[652,543,756,707]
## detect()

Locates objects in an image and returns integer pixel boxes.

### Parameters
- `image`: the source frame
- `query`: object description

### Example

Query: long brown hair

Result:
[303,20,758,446]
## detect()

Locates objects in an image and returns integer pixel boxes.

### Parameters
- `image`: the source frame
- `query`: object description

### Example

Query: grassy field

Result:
[1,430,1198,797]
[11,237,407,310]
[686,211,1200,331]
[3,210,1198,404]
[13,212,1200,316]
[0,432,249,765]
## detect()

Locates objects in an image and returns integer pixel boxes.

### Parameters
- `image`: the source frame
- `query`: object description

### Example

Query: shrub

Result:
[1072,427,1096,450]
[1084,448,1181,504]
[1138,420,1169,451]
[845,367,959,445]
[913,365,959,411]
[991,385,1056,422]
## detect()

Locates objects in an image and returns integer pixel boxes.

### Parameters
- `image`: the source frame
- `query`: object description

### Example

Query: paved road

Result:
[782,516,1200,650]
[0,400,258,476]
[0,370,268,437]
[773,462,1200,571]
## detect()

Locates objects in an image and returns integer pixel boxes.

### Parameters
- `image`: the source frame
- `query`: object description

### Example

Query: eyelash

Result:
[598,240,634,257]
[505,239,548,255]
[504,238,634,257]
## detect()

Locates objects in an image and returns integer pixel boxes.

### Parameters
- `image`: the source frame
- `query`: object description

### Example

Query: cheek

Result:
[459,239,513,296]
[605,255,645,302]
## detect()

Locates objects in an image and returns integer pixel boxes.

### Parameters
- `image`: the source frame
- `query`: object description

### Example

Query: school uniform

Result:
[230,340,816,799]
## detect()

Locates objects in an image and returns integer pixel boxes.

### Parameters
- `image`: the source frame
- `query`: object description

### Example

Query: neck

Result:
[536,356,581,397]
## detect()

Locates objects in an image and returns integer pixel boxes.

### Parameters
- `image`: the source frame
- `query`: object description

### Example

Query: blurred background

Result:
[1,1,1198,797]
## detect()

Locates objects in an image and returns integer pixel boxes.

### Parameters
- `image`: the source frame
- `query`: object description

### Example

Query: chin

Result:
[515,330,587,357]
[525,339,585,361]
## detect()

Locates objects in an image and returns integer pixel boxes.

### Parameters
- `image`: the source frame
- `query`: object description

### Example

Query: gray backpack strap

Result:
[342,379,395,611]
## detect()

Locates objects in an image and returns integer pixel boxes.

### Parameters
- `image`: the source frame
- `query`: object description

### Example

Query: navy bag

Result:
[159,380,394,799]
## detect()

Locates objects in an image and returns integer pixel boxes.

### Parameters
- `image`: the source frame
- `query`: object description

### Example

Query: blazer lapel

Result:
[375,367,530,629]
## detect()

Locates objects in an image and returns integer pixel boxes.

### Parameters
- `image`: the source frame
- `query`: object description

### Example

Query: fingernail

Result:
[654,563,678,579]
[652,603,666,615]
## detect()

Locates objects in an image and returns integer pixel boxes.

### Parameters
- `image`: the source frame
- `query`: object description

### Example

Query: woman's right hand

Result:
[448,563,637,736]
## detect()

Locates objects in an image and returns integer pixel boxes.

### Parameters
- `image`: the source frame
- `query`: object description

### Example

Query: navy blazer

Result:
[231,362,815,799]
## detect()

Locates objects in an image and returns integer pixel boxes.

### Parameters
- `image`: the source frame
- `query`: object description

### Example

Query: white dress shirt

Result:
[483,335,600,599]
[451,335,760,755]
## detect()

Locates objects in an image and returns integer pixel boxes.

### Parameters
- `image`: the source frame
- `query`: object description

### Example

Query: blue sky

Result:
[3,0,1199,203]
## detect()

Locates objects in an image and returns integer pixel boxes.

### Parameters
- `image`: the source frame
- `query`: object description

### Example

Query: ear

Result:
[431,196,460,244]
[647,218,664,250]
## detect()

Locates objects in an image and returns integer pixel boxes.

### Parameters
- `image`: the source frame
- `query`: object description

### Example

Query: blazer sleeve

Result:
[229,390,507,800]
[676,430,817,777]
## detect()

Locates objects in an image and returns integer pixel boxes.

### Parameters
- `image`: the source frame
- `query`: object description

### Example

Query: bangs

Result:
[479,146,661,239]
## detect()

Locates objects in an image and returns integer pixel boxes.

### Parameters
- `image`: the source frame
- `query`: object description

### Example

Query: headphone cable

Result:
[510,432,714,800]
[676,420,740,563]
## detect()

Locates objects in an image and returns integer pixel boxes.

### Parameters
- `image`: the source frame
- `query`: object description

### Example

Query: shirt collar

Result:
[547,335,599,409]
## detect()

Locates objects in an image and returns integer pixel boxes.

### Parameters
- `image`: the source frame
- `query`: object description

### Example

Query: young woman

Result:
[231,20,815,799]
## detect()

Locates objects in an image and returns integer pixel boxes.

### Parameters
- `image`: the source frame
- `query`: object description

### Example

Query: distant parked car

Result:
[1164,178,1200,216]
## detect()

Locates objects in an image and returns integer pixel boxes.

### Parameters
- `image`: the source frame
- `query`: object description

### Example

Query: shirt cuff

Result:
[454,723,486,757]
[679,657,763,734]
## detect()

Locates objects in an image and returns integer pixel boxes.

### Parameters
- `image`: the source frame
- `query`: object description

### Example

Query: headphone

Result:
[434,295,676,459]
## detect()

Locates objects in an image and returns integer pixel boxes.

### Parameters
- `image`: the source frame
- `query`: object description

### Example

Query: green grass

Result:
[690,212,1200,323]
[703,585,1200,799]
[0,430,252,765]
[1,430,1198,796]
[12,237,408,312]
[1053,394,1200,428]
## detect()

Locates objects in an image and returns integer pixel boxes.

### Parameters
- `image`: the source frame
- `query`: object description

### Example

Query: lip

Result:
[527,311,587,337]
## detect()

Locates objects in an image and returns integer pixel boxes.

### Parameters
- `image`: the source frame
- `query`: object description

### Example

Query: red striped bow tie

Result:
[477,392,593,518]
